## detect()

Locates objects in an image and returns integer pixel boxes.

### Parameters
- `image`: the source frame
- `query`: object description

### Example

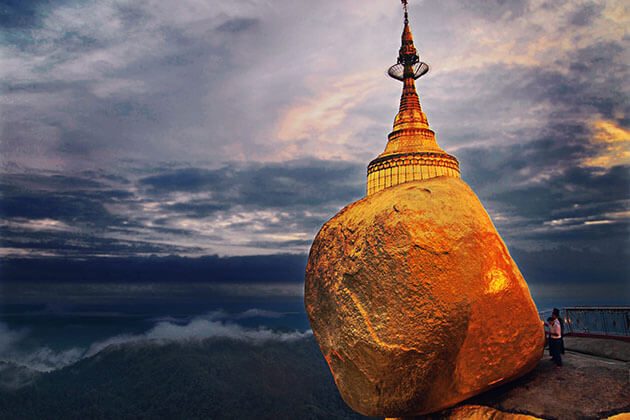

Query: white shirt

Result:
[550,319,561,338]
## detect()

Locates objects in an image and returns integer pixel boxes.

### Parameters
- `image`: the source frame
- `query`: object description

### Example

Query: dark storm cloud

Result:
[0,159,364,257]
[0,173,128,226]
[0,227,193,256]
[543,42,626,119]
[140,160,364,208]
[139,168,224,193]
[427,34,629,254]
[460,128,627,196]
[490,165,628,215]
[0,170,185,257]
[0,192,115,224]
[460,139,629,248]
[0,254,307,284]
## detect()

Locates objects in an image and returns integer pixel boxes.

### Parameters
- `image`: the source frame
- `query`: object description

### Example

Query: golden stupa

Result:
[366,9,459,195]
[305,1,544,417]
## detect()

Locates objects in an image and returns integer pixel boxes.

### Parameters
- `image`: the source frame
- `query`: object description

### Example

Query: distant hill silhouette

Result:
[0,338,371,419]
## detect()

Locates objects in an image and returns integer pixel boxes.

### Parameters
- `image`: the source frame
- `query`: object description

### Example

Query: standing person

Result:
[548,315,563,367]
[546,316,553,359]
[552,308,565,354]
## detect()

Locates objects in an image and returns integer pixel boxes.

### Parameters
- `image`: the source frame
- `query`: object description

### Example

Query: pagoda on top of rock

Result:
[366,0,459,196]
[305,1,544,417]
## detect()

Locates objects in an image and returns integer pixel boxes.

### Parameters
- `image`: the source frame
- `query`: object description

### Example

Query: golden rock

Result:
[427,404,541,420]
[385,404,542,420]
[304,178,545,417]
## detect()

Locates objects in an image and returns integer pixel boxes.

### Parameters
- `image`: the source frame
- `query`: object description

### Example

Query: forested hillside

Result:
[0,338,371,419]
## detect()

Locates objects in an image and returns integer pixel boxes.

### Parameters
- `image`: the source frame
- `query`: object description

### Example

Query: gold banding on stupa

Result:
[366,1,459,196]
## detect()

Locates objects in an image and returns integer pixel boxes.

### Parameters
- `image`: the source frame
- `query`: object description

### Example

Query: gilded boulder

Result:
[304,177,544,417]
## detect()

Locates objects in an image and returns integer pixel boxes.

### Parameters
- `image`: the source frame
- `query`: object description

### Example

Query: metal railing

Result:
[540,307,630,339]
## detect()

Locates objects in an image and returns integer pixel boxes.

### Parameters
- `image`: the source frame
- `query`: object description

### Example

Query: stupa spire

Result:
[366,0,460,196]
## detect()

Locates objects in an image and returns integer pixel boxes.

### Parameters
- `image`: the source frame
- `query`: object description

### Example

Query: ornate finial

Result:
[387,0,429,81]
[402,0,409,24]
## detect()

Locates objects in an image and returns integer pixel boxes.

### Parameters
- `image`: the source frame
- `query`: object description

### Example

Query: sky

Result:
[0,0,628,305]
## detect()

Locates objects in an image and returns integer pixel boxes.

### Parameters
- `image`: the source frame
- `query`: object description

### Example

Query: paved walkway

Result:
[398,338,630,419]
[564,336,630,362]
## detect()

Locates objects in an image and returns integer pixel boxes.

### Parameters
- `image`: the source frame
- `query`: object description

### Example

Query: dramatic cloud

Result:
[0,0,628,302]
[2,0,626,166]
[0,160,364,256]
